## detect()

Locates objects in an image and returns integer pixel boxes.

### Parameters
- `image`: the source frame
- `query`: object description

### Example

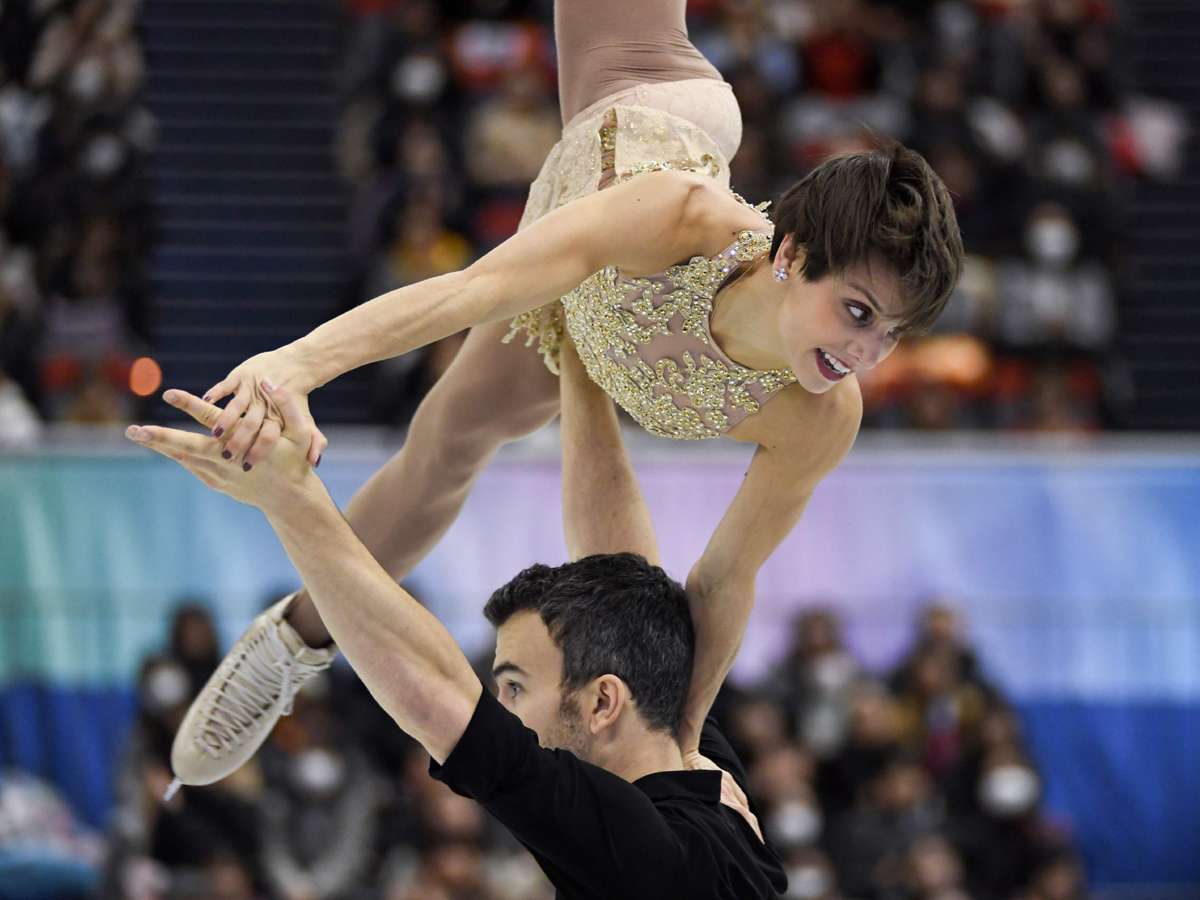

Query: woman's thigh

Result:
[553,0,720,123]
[342,319,559,570]
[391,319,560,471]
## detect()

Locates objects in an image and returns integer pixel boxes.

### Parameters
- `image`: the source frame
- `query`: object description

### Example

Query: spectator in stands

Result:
[463,65,559,192]
[0,243,40,442]
[168,603,221,699]
[779,846,843,900]
[890,604,993,700]
[723,695,791,767]
[763,609,860,758]
[749,745,823,856]
[0,769,105,900]
[349,116,463,267]
[362,199,472,425]
[259,675,386,900]
[814,680,903,818]
[892,643,988,777]
[994,202,1115,352]
[108,656,264,900]
[823,754,944,898]
[0,365,39,445]
[691,0,800,99]
[1021,851,1088,900]
[899,833,969,900]
[949,741,1062,900]
[38,227,138,422]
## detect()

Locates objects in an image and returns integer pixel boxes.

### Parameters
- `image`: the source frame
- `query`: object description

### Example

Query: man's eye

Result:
[507,682,522,697]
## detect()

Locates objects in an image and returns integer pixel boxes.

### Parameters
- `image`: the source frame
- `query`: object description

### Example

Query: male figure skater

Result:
[126,343,786,899]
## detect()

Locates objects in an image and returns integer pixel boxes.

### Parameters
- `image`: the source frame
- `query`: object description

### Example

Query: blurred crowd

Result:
[0,0,1188,442]
[0,0,154,447]
[332,0,1185,431]
[1,598,1085,900]
[712,604,1083,900]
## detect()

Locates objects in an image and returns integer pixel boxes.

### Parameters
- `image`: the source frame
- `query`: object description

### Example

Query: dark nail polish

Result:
[242,462,252,472]
[222,450,232,460]
[213,426,224,438]
[202,395,212,402]
[315,455,322,467]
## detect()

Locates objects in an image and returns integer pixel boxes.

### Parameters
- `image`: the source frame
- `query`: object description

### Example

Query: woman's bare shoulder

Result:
[679,178,775,256]
[729,379,863,479]
[609,170,770,255]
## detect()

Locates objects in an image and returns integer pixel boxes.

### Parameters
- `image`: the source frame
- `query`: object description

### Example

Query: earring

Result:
[774,268,789,282]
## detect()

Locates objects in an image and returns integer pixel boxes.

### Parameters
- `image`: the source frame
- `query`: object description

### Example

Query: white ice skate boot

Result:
[166,593,336,796]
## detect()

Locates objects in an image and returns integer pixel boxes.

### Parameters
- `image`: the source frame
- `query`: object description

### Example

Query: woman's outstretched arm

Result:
[678,382,862,755]
[204,170,714,468]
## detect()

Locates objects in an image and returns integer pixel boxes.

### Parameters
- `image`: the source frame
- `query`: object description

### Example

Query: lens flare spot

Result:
[129,357,162,397]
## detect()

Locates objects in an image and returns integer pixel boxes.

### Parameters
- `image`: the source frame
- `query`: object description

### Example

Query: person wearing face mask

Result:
[762,609,860,759]
[107,658,263,896]
[258,679,386,900]
[994,202,1115,352]
[749,745,823,854]
[778,847,841,900]
[165,0,964,797]
[948,741,1066,900]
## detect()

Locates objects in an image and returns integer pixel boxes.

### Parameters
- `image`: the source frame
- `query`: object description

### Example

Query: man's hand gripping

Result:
[127,381,319,513]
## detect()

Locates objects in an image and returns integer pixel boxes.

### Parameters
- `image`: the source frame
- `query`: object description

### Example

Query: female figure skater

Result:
[167,0,962,788]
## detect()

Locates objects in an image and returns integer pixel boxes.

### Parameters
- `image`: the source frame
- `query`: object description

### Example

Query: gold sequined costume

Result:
[504,80,796,438]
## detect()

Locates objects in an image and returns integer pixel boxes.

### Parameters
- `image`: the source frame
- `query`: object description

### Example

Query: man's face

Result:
[493,610,592,761]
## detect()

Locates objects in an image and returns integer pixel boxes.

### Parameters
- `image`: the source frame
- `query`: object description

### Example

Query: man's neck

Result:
[599,731,686,783]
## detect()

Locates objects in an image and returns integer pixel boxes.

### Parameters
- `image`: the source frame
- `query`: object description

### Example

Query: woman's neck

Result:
[710,254,792,371]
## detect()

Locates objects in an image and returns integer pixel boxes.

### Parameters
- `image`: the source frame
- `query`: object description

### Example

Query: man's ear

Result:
[585,674,630,735]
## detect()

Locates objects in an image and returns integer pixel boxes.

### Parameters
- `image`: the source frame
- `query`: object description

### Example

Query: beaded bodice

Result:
[562,229,797,439]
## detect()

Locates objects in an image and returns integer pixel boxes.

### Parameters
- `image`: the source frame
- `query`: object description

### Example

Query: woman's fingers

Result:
[210,382,254,439]
[126,425,224,463]
[243,419,281,469]
[264,379,310,438]
[717,771,762,841]
[202,378,235,405]
[223,400,266,464]
[307,426,327,467]
[163,389,221,430]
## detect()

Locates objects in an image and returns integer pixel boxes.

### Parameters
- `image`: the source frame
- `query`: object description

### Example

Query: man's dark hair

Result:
[484,553,695,741]
[770,136,964,336]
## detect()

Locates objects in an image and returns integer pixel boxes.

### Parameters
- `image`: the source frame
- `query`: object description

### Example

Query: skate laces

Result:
[193,619,327,756]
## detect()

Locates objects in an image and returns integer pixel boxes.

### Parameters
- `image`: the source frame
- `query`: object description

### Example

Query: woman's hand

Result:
[128,384,320,515]
[683,749,763,841]
[197,347,327,468]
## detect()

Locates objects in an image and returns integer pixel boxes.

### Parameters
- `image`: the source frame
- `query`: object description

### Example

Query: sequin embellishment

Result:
[561,229,797,440]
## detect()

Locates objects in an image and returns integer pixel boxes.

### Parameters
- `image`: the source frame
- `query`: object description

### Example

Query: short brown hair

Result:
[770,137,964,335]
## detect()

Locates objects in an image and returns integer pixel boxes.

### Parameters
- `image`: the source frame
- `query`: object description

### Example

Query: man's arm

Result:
[558,337,658,564]
[128,388,481,763]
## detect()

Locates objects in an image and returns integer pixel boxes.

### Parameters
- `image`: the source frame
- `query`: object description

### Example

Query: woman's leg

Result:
[554,0,721,123]
[288,320,559,645]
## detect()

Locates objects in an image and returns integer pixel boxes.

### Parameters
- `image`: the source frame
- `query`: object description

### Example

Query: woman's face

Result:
[776,243,905,394]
